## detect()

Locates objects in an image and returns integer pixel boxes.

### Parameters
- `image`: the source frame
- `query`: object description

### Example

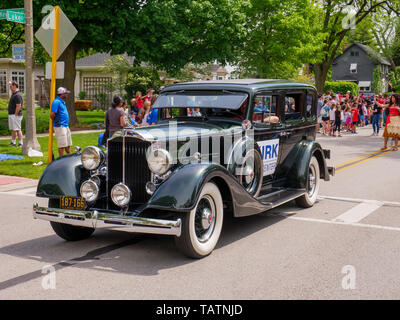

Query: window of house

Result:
[11,71,25,93]
[284,93,303,121]
[350,63,357,74]
[350,51,359,56]
[252,94,279,124]
[0,70,7,94]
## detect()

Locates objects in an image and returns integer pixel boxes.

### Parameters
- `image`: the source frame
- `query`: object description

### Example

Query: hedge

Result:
[324,81,359,97]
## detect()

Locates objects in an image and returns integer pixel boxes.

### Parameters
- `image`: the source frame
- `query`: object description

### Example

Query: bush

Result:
[78,91,87,100]
[124,66,162,100]
[324,81,359,96]
[0,98,8,110]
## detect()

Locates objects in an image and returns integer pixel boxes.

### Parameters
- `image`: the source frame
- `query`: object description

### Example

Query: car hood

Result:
[124,120,242,142]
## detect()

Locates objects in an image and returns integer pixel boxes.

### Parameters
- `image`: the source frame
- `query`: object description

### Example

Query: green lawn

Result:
[0,132,100,179]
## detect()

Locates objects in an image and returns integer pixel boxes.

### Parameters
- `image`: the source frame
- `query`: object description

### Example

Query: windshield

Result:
[153,92,248,110]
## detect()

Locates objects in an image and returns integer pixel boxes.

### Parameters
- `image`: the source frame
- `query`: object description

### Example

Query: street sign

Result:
[12,44,25,63]
[6,10,25,24]
[0,8,24,20]
[35,7,77,60]
[45,61,64,79]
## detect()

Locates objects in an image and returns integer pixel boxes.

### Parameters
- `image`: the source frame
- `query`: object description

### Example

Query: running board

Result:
[258,189,306,209]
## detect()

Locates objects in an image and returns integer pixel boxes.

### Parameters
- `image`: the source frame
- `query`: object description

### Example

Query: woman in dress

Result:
[378,95,400,151]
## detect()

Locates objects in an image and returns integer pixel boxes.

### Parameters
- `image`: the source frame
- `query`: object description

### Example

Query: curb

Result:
[0,175,38,192]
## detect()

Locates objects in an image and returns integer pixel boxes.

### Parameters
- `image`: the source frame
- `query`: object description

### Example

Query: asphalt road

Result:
[0,125,399,300]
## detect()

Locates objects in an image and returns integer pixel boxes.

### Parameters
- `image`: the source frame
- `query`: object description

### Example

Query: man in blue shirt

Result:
[50,87,72,157]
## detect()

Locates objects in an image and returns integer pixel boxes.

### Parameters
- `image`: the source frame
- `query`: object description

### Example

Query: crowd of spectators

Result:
[317,90,400,151]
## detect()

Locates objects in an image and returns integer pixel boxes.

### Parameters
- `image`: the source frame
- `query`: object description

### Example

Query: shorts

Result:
[322,117,329,122]
[8,115,23,131]
[54,126,72,149]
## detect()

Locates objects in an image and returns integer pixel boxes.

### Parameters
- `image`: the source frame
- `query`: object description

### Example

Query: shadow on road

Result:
[0,207,290,291]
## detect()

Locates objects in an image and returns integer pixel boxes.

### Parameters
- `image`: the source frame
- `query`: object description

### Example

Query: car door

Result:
[251,91,285,186]
[279,90,306,164]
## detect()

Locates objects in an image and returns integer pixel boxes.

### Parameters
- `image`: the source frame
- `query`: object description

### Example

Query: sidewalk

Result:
[0,129,103,141]
[0,175,38,192]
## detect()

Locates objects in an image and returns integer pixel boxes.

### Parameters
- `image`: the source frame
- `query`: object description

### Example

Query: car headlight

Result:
[80,180,99,203]
[81,146,105,170]
[147,148,172,175]
[111,183,131,207]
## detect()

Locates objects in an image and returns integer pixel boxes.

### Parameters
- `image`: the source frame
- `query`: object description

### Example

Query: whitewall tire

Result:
[175,182,223,259]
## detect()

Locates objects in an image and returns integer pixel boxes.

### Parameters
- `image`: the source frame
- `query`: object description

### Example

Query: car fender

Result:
[145,163,267,217]
[282,140,329,190]
[36,154,90,198]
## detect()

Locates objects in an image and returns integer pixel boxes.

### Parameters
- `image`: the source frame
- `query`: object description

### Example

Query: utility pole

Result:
[22,0,40,155]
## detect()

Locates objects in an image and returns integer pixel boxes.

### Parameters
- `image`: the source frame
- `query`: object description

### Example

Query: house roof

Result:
[76,52,135,68]
[334,43,391,66]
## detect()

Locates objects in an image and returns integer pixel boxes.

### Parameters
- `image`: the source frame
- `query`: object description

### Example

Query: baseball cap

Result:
[57,87,70,94]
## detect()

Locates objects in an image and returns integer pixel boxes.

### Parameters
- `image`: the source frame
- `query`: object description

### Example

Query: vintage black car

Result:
[33,79,334,258]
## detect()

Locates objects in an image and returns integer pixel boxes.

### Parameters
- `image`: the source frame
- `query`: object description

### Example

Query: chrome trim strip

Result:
[122,131,126,184]
[33,203,182,237]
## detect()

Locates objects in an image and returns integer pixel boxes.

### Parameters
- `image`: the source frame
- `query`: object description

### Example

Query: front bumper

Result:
[33,203,181,237]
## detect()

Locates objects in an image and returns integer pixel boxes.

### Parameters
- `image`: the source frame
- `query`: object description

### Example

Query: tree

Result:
[235,0,323,79]
[103,55,133,97]
[370,10,400,74]
[124,66,162,99]
[3,0,247,125]
[313,0,400,94]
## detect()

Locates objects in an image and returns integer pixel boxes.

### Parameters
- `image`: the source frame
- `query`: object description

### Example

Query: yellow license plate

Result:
[60,196,86,210]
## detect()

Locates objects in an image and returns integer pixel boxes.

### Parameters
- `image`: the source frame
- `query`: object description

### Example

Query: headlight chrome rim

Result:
[111,183,131,207]
[81,146,105,171]
[147,148,172,175]
[80,180,99,203]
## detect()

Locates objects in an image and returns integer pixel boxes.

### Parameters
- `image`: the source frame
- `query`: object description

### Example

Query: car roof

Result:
[161,79,317,93]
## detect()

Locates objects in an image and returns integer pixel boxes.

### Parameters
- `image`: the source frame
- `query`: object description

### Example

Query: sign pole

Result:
[48,6,60,164]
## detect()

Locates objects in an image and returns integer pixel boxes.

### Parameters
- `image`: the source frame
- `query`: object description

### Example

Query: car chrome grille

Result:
[107,137,152,207]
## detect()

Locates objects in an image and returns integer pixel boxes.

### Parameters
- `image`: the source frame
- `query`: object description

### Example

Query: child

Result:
[351,104,359,133]
[333,105,342,137]
[135,91,143,109]
[321,100,331,135]
[345,106,352,132]
[329,104,336,135]
[140,100,151,126]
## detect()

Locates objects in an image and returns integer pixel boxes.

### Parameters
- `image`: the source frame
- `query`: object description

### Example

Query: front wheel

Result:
[295,156,320,208]
[48,199,95,241]
[175,182,223,259]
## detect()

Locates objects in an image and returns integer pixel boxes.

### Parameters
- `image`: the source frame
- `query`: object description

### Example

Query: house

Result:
[332,43,391,93]
[75,52,135,108]
[0,58,44,101]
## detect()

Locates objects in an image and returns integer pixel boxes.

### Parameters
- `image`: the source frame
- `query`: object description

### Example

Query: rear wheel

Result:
[175,182,223,259]
[295,156,320,208]
[48,199,95,241]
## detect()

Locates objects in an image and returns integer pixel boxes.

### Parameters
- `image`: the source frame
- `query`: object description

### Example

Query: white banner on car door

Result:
[257,139,280,176]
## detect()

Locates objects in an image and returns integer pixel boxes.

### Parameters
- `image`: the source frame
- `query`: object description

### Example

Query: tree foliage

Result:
[313,0,400,93]
[236,0,323,79]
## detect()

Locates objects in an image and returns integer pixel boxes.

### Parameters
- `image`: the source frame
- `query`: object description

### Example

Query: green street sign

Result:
[0,8,25,23]
[6,11,25,24]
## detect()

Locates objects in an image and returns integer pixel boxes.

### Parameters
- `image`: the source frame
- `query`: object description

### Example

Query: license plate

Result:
[60,196,86,210]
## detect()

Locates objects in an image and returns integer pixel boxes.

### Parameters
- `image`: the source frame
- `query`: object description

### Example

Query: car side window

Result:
[284,93,303,121]
[252,94,280,125]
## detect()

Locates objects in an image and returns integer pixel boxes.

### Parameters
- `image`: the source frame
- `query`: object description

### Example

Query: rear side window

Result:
[284,93,303,121]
